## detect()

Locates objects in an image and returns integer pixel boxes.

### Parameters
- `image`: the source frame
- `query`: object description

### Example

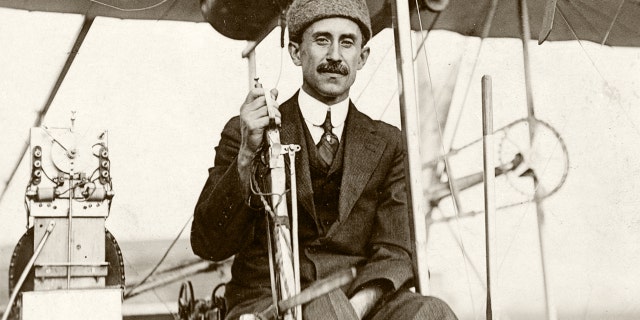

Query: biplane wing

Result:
[2,0,639,46]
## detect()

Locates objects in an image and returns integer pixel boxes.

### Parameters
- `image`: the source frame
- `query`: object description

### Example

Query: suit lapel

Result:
[281,96,387,235]
[279,93,316,220]
[335,104,387,226]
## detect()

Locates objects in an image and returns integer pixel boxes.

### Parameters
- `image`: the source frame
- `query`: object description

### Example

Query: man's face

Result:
[289,17,370,105]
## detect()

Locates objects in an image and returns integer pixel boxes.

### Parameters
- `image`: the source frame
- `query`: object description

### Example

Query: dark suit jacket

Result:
[191,92,414,313]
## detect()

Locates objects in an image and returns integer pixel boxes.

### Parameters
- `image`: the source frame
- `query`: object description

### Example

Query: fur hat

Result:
[287,0,372,44]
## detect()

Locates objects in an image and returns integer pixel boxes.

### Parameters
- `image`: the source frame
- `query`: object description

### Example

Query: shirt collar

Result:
[298,89,349,128]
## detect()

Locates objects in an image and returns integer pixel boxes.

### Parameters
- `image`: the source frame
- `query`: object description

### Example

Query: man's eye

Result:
[316,38,329,45]
[341,40,354,47]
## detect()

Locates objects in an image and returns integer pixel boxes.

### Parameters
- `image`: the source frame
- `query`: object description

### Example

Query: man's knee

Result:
[413,295,458,320]
[368,289,457,320]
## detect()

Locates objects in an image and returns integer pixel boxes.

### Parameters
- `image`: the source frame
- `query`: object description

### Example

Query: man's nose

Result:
[326,42,341,61]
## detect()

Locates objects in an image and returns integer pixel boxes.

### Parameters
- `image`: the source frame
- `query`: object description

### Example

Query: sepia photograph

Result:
[0,0,638,319]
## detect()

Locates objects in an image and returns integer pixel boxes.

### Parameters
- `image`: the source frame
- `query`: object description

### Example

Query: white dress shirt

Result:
[297,89,349,144]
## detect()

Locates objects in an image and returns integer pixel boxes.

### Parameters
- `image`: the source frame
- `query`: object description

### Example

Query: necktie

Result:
[317,109,339,168]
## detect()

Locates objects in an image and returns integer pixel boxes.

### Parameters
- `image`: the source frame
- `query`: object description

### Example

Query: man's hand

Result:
[237,88,280,193]
[349,285,384,319]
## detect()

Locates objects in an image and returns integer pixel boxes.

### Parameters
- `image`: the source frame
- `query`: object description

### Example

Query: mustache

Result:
[317,61,349,75]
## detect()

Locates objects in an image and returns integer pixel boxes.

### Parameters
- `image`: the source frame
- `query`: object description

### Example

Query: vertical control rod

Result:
[482,75,495,320]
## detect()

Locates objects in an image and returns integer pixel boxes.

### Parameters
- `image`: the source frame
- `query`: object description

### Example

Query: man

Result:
[191,0,457,318]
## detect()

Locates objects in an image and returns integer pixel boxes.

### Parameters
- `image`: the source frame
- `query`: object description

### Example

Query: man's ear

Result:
[288,42,302,66]
[357,46,370,70]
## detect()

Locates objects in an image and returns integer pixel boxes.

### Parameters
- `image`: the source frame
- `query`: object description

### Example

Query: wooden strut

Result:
[2,221,56,320]
[390,0,431,295]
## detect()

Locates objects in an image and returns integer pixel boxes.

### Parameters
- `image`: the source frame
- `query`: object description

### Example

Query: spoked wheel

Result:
[497,118,570,201]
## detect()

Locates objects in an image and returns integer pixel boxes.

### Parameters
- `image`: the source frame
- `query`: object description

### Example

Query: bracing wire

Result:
[412,1,478,317]
[601,0,625,46]
[86,0,172,12]
[121,252,180,319]
[433,206,487,291]
[377,90,398,120]
[445,0,500,154]
[124,213,194,298]
[354,42,395,105]
[471,4,633,299]
[556,6,640,137]
[114,204,181,319]
[271,14,287,92]
[273,44,286,90]
[495,119,570,277]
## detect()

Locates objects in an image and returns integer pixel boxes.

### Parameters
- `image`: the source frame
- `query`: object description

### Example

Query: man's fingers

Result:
[246,116,274,131]
[241,87,281,129]
[243,88,280,112]
[244,107,268,122]
[243,87,265,104]
[243,109,282,131]
[242,96,266,113]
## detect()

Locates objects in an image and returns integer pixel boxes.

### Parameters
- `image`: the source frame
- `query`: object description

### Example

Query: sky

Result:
[1,6,640,319]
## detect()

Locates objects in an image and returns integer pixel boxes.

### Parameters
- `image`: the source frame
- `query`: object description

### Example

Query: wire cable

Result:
[86,0,172,12]
[413,0,477,316]
[557,6,640,136]
[124,214,194,299]
[601,0,625,45]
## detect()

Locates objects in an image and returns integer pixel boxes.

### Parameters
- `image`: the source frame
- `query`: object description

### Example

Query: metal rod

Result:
[519,1,556,318]
[519,0,536,122]
[247,48,257,90]
[391,0,430,294]
[428,154,523,204]
[68,177,73,288]
[482,75,495,320]
[37,262,108,267]
[124,260,221,299]
[287,145,302,320]
[441,0,499,155]
[2,221,56,320]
